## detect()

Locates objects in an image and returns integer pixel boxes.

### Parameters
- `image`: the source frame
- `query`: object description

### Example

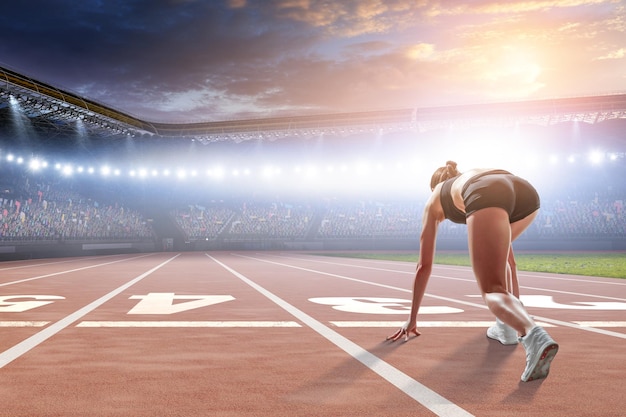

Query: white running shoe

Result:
[486,318,518,345]
[519,326,559,382]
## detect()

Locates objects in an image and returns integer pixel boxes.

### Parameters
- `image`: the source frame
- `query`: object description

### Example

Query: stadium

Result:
[1,2,625,415]
[1,64,625,258]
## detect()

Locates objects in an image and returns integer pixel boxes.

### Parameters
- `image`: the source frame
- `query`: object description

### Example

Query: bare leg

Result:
[508,210,539,299]
[506,248,519,298]
[467,208,535,336]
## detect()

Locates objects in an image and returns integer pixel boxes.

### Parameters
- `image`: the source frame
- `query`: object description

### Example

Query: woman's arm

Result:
[387,191,441,341]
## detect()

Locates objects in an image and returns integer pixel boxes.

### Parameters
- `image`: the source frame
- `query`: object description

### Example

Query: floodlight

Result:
[589,150,604,165]
[29,158,42,171]
[62,165,73,176]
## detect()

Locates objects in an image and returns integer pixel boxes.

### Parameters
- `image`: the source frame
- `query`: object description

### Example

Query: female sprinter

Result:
[387,161,558,382]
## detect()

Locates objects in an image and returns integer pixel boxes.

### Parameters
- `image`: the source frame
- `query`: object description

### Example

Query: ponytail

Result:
[430,160,460,190]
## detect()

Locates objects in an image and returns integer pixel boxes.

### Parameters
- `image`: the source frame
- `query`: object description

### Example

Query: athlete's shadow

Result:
[287,328,554,409]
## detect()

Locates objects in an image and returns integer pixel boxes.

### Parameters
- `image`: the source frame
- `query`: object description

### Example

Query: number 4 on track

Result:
[128,293,235,315]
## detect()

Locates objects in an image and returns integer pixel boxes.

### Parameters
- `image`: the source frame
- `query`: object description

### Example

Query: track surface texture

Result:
[0,251,624,417]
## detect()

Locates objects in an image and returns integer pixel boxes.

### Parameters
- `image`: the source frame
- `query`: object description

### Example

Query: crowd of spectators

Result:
[0,175,154,241]
[0,170,624,243]
[171,189,625,242]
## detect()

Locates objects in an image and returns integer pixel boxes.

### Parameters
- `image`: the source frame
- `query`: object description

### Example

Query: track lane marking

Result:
[76,321,300,327]
[207,253,475,417]
[330,321,555,328]
[267,252,626,289]
[0,253,156,287]
[0,254,179,369]
[0,321,49,327]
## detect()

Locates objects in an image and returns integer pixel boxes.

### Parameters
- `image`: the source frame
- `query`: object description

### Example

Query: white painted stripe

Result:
[0,253,155,287]
[209,254,474,417]
[0,321,49,327]
[574,321,626,327]
[331,321,555,328]
[77,321,301,328]
[0,254,180,368]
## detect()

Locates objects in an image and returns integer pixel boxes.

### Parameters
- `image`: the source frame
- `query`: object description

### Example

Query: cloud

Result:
[0,0,624,122]
[595,48,625,59]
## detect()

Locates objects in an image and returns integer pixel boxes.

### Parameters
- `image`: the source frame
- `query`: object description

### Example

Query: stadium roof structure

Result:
[1,64,626,145]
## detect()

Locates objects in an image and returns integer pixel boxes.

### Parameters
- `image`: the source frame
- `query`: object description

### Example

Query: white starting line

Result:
[76,321,301,328]
[0,321,50,327]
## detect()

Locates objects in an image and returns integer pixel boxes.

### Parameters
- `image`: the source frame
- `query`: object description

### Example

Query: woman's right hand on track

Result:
[386,320,420,342]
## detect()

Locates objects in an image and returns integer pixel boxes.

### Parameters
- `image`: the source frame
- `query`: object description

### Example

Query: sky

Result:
[0,0,625,124]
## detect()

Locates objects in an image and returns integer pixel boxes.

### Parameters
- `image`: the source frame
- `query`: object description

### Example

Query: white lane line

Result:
[77,321,301,327]
[574,321,626,327]
[270,253,626,295]
[237,253,626,339]
[0,321,49,327]
[0,254,179,369]
[330,321,555,328]
[0,253,156,287]
[207,254,474,417]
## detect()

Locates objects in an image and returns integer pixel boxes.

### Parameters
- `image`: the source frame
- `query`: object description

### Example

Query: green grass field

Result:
[317,252,626,279]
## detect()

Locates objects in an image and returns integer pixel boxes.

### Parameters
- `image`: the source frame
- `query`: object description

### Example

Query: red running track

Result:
[0,251,624,416]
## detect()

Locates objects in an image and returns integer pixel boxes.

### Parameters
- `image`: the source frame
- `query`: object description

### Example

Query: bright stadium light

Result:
[29,158,43,171]
[304,164,318,179]
[261,165,276,179]
[210,166,225,179]
[589,150,604,165]
[101,165,111,176]
[355,160,371,176]
[62,165,73,176]
[6,154,14,162]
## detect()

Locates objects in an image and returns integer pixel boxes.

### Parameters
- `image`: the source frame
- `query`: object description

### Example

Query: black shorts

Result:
[462,172,540,223]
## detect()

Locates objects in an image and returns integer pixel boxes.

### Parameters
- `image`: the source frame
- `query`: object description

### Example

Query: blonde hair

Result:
[430,161,460,191]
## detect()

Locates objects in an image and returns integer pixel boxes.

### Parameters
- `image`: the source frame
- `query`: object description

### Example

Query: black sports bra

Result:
[439,169,513,224]
[440,175,466,224]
